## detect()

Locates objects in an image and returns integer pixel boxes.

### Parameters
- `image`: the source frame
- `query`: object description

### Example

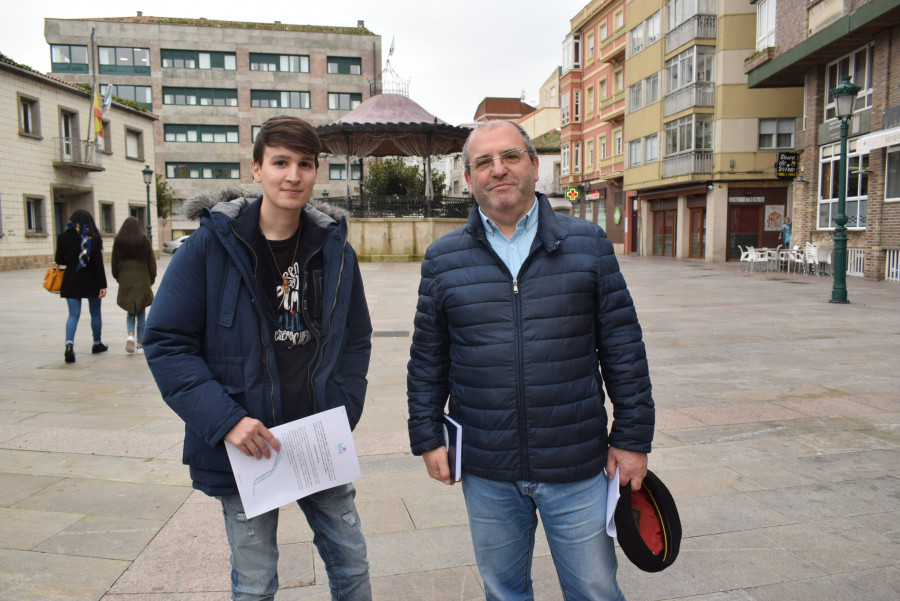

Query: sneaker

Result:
[92,342,108,354]
[64,343,75,363]
[126,336,135,353]
[135,345,144,355]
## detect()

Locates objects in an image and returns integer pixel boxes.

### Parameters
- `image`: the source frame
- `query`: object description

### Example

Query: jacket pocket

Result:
[218,266,241,327]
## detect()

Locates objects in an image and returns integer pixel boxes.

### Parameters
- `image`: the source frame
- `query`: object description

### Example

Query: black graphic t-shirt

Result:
[262,224,324,423]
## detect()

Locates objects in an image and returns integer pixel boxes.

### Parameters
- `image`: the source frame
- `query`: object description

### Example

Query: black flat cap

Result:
[614,470,681,572]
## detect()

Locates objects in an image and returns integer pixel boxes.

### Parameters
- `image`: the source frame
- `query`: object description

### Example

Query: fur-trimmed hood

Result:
[181,186,349,224]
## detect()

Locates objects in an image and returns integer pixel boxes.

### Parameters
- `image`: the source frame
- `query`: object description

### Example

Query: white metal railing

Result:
[847,248,865,278]
[666,15,717,53]
[663,151,712,177]
[54,137,103,169]
[886,249,900,282]
[664,81,715,116]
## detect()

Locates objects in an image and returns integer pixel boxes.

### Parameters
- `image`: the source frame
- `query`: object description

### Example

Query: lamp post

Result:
[142,165,153,241]
[830,75,860,304]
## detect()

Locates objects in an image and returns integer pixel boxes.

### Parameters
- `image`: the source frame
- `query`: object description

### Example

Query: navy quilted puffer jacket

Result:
[407,194,654,483]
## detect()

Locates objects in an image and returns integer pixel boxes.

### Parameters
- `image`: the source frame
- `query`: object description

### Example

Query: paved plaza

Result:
[0,254,898,601]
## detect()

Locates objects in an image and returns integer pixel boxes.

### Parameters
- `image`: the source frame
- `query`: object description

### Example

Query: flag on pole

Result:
[92,90,104,139]
[389,36,395,56]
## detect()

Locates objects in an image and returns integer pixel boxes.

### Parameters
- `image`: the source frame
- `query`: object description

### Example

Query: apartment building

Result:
[560,0,629,250]
[44,15,381,224]
[746,0,900,281]
[1,54,157,270]
[619,0,804,261]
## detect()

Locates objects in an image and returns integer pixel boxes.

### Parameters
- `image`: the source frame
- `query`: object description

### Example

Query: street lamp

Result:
[142,165,153,241]
[830,75,860,304]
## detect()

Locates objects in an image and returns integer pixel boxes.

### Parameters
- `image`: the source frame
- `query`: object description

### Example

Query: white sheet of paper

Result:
[606,467,620,537]
[225,406,361,519]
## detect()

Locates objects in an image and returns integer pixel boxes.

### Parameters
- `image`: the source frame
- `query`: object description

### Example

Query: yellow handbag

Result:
[43,266,64,293]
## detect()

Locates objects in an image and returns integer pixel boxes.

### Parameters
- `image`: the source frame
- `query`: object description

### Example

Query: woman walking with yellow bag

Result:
[55,209,108,363]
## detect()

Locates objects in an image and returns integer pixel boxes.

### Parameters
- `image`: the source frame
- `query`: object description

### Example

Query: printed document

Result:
[606,467,620,537]
[225,406,361,518]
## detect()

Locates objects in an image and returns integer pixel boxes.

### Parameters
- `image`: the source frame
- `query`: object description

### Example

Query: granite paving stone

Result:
[1,256,898,601]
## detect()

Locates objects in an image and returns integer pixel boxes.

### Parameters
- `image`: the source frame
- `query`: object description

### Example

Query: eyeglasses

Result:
[468,149,529,173]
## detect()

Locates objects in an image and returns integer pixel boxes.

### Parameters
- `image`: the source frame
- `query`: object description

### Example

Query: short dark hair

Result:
[462,120,537,175]
[252,115,322,167]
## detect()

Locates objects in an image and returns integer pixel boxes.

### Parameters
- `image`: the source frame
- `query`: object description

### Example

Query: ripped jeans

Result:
[219,484,371,601]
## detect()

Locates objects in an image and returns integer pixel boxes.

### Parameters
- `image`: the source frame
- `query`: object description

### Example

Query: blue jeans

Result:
[462,472,626,601]
[126,309,146,344]
[219,484,371,601]
[65,297,102,344]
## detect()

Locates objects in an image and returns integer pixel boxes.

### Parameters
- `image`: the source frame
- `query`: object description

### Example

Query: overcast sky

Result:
[1,0,588,125]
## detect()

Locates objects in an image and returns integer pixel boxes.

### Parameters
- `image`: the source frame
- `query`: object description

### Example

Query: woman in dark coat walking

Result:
[55,209,108,363]
[112,217,156,354]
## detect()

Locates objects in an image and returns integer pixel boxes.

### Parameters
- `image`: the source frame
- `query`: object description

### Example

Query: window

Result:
[166,163,241,179]
[97,120,111,153]
[587,139,594,169]
[818,141,868,229]
[101,84,152,111]
[615,71,624,93]
[665,114,713,155]
[98,46,150,74]
[666,46,714,95]
[647,12,661,45]
[25,196,44,233]
[825,45,874,121]
[327,93,362,110]
[600,78,607,99]
[600,22,608,41]
[163,87,238,107]
[600,135,607,158]
[561,144,570,175]
[327,57,362,75]
[164,124,239,143]
[252,126,262,142]
[573,141,581,173]
[50,44,89,73]
[18,94,40,137]
[563,33,581,72]
[58,109,78,161]
[615,11,624,30]
[756,0,777,51]
[587,86,595,116]
[629,139,642,167]
[251,90,311,109]
[125,129,143,160]
[887,149,900,202]
[99,203,115,234]
[587,33,595,60]
[561,92,570,125]
[630,25,644,55]
[644,134,659,163]
[758,118,795,149]
[329,164,362,180]
[614,131,623,155]
[162,50,236,70]
[645,73,660,104]
[249,53,309,73]
[574,90,581,122]
[630,82,643,112]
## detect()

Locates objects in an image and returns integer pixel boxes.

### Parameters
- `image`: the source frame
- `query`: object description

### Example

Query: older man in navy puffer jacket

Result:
[408,120,655,601]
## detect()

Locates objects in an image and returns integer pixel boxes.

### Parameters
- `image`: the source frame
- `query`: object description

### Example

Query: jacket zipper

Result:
[302,231,334,412]
[231,221,278,427]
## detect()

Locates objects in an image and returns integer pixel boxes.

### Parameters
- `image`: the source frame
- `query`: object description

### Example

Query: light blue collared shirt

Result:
[479,198,539,277]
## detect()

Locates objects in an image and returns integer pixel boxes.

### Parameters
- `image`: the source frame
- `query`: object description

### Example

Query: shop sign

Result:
[566,187,580,202]
[586,189,605,201]
[613,207,622,224]
[775,152,798,179]
[729,196,766,203]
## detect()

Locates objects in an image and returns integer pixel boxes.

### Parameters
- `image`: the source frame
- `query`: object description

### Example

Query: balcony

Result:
[666,15,717,53]
[664,81,715,117]
[53,138,104,172]
[663,151,712,178]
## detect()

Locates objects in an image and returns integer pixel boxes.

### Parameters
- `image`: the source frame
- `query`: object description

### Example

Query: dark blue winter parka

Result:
[407,194,654,484]
[145,193,372,496]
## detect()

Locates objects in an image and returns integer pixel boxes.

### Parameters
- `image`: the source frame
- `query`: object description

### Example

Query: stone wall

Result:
[348,218,466,262]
